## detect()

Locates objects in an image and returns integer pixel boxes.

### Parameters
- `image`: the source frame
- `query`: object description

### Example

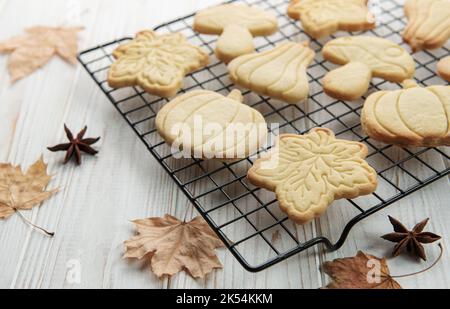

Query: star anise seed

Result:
[381,216,441,261]
[48,124,100,165]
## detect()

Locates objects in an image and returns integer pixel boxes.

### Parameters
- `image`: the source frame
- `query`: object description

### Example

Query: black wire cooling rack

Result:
[78,0,450,272]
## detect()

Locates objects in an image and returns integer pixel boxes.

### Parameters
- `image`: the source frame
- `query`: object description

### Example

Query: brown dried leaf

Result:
[124,214,224,279]
[0,26,82,82]
[322,251,402,289]
[0,157,58,219]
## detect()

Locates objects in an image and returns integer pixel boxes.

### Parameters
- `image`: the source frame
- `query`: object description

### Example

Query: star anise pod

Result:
[48,125,100,165]
[381,216,441,261]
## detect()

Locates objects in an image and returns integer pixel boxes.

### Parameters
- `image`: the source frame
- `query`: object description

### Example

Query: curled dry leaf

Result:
[322,251,402,289]
[0,157,58,235]
[124,215,224,279]
[0,26,82,82]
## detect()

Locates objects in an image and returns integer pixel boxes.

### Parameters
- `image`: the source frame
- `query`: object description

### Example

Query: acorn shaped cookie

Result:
[361,80,450,147]
[403,0,450,52]
[228,41,315,104]
[156,89,267,161]
[322,36,415,101]
[194,4,278,63]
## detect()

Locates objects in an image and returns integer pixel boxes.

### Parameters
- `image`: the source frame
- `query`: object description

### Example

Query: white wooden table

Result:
[0,0,449,289]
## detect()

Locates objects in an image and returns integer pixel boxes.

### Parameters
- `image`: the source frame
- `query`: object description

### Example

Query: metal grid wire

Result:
[78,0,450,271]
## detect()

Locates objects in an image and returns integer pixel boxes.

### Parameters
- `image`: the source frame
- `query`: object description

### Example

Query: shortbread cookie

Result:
[156,89,267,161]
[194,4,278,63]
[108,31,209,98]
[323,36,415,101]
[228,41,315,104]
[403,0,450,52]
[437,56,450,82]
[287,0,375,38]
[361,81,450,147]
[248,128,377,224]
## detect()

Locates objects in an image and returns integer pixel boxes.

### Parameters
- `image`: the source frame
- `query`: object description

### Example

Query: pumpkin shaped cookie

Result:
[287,0,375,38]
[156,89,267,161]
[248,128,377,224]
[403,0,450,52]
[361,81,450,147]
[108,31,209,98]
[228,41,315,104]
[322,36,415,101]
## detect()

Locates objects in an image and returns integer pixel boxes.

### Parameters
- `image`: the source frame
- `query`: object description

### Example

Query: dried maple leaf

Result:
[322,251,402,289]
[124,215,224,279]
[0,157,58,235]
[0,26,82,82]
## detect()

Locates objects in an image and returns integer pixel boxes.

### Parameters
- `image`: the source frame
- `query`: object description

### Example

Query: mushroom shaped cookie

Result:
[287,0,375,38]
[193,4,278,63]
[361,81,450,147]
[228,41,315,104]
[248,128,377,224]
[403,0,450,52]
[108,31,209,98]
[156,89,267,161]
[322,36,415,101]
[437,56,450,82]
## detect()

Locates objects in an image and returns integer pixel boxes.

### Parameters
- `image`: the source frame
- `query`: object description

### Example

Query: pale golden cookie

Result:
[287,0,375,38]
[323,36,415,101]
[193,4,278,63]
[403,0,450,52]
[437,56,450,82]
[156,89,267,161]
[361,81,450,147]
[228,41,315,104]
[108,31,209,98]
[248,128,378,225]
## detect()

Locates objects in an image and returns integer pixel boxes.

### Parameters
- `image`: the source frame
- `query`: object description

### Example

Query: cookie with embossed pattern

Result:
[108,31,209,98]
[248,128,378,224]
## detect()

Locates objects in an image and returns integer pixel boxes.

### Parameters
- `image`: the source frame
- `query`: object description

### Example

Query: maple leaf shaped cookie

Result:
[124,215,224,279]
[287,0,375,38]
[248,128,377,224]
[0,157,58,219]
[108,31,209,98]
[0,26,82,82]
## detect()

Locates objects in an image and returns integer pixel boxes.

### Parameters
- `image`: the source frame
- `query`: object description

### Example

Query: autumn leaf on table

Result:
[0,157,58,236]
[322,251,402,289]
[124,215,224,279]
[0,26,82,82]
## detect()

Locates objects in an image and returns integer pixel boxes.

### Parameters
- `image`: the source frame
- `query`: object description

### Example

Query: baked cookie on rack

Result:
[156,89,267,161]
[403,0,450,52]
[248,128,378,225]
[322,36,415,101]
[228,41,315,104]
[437,56,450,82]
[361,80,450,147]
[287,0,375,38]
[108,31,209,98]
[193,4,278,63]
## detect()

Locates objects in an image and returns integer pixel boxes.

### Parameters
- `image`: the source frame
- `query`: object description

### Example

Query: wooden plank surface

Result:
[0,0,448,289]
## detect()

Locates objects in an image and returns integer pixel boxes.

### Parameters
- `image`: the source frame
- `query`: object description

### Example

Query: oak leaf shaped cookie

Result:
[248,128,377,224]
[437,56,450,82]
[108,31,209,98]
[0,157,58,220]
[322,36,415,101]
[124,215,224,279]
[403,0,450,52]
[287,0,375,38]
[0,26,82,82]
[156,89,267,161]
[194,4,278,63]
[228,41,315,104]
[361,81,450,147]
